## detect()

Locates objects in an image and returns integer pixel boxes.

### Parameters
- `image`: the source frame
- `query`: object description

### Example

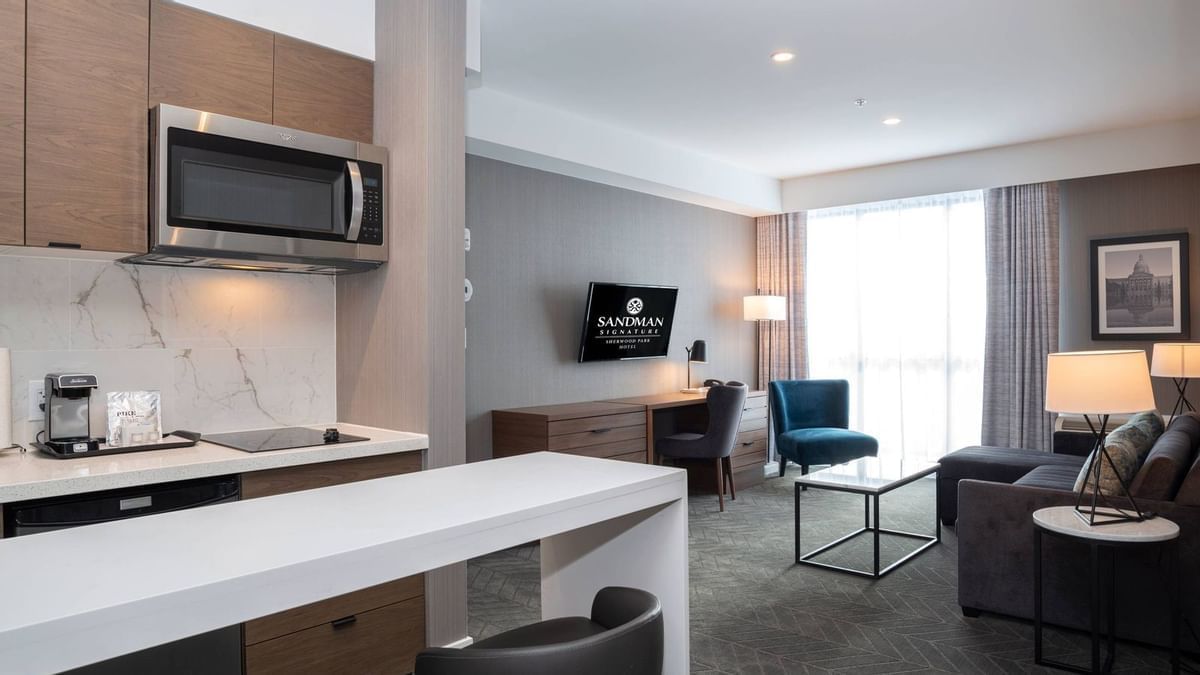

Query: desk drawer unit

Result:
[724,391,768,489]
[493,401,648,463]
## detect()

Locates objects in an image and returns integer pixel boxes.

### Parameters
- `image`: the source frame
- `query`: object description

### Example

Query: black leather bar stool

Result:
[413,586,663,675]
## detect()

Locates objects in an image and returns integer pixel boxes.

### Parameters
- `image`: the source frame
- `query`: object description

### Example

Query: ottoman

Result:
[937,446,1085,525]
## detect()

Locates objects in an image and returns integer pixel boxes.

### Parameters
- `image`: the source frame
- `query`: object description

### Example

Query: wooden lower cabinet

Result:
[240,452,426,673]
[245,595,425,675]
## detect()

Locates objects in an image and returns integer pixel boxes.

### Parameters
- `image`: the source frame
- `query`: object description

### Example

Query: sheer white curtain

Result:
[806,190,986,466]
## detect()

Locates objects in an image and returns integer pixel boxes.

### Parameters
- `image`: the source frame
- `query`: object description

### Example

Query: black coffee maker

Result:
[44,373,101,454]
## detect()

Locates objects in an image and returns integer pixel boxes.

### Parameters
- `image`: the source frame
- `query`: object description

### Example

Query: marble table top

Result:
[794,457,939,494]
[1033,505,1180,543]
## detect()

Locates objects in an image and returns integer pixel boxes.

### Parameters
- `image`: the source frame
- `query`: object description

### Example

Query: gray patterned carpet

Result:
[467,473,1180,673]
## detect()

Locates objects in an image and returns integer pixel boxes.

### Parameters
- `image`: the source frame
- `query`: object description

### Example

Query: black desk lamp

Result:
[685,340,707,390]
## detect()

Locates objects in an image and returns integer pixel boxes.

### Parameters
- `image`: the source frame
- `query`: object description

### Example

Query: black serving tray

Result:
[35,431,201,459]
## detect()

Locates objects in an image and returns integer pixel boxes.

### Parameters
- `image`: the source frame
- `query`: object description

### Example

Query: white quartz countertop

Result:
[0,423,428,502]
[0,452,687,674]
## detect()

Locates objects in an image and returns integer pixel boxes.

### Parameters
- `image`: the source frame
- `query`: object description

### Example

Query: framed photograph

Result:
[1091,232,1189,340]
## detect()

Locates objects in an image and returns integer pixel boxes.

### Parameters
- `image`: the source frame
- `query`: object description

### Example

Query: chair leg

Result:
[800,463,808,491]
[720,451,729,499]
[778,456,787,477]
[715,458,725,512]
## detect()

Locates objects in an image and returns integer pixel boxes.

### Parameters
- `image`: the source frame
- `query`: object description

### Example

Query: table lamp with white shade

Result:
[1044,350,1157,525]
[1151,343,1200,420]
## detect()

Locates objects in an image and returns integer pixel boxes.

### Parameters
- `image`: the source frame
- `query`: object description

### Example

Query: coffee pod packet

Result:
[107,391,163,447]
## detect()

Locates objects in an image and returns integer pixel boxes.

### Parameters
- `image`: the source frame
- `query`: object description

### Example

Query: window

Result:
[806,191,985,465]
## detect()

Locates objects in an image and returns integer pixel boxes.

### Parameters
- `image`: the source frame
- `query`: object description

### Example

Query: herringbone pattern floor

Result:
[467,473,1181,673]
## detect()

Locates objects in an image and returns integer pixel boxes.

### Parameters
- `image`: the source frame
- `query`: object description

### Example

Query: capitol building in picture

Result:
[1104,252,1174,327]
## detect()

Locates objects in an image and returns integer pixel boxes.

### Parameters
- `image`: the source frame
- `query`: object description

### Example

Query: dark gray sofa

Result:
[941,414,1200,650]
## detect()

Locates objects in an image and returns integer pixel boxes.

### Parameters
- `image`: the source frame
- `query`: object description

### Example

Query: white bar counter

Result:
[0,452,690,674]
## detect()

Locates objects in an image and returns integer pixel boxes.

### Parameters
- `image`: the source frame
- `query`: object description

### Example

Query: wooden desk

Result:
[491,401,648,463]
[492,391,769,491]
[604,390,769,490]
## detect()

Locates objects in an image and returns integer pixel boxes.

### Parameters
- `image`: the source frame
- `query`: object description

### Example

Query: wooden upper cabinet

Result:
[0,0,24,245]
[273,35,374,142]
[25,0,149,253]
[149,0,274,122]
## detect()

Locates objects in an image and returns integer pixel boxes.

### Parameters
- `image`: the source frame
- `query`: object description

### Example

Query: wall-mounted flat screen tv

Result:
[578,282,678,362]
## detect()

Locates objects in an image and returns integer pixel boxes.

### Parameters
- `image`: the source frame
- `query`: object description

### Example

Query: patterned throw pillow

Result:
[1073,411,1164,496]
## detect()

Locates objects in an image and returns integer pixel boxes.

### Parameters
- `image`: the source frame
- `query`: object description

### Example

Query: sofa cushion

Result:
[1129,415,1200,500]
[1073,412,1163,496]
[1164,414,1200,505]
[1014,464,1083,491]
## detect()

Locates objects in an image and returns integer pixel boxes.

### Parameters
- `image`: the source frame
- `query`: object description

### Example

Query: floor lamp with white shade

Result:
[744,295,787,462]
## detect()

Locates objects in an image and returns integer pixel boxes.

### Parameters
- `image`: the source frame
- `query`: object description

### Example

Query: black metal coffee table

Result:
[794,458,940,578]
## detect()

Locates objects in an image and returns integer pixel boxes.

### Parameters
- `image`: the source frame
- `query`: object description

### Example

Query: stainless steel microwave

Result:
[123,104,388,274]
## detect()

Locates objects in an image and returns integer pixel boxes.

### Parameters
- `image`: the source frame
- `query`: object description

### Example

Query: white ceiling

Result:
[480,0,1200,179]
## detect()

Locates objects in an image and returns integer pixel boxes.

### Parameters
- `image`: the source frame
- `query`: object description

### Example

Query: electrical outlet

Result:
[28,381,45,421]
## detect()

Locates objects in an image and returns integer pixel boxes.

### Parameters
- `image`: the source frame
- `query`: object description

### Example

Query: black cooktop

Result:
[202,427,368,453]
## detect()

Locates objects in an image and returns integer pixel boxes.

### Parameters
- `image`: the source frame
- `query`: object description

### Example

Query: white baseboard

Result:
[441,636,474,649]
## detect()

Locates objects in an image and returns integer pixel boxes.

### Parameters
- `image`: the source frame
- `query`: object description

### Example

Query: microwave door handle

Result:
[346,160,364,241]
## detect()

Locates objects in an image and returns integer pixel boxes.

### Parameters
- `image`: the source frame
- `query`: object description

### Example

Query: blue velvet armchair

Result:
[768,379,878,477]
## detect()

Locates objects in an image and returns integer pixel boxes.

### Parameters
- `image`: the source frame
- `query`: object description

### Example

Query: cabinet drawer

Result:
[245,596,424,675]
[744,395,767,410]
[559,437,646,460]
[610,450,647,463]
[733,450,767,471]
[549,423,646,451]
[241,452,423,500]
[732,441,767,469]
[737,417,767,433]
[740,406,767,422]
[736,428,767,446]
[547,411,645,436]
[245,575,424,645]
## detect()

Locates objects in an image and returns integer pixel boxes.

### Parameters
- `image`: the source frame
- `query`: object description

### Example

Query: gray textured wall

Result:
[1059,164,1200,410]
[465,156,757,462]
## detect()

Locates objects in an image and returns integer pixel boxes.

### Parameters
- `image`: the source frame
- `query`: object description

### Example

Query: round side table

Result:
[1032,506,1180,674]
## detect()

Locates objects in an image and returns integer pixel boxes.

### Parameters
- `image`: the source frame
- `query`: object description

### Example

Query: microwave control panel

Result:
[358,162,385,245]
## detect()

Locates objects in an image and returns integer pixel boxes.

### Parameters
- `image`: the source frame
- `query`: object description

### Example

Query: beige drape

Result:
[754,213,808,390]
[982,182,1060,451]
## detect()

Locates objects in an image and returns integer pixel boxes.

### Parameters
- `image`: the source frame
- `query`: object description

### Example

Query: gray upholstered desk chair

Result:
[655,383,748,511]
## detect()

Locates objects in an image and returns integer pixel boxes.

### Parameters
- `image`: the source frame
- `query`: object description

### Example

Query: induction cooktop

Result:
[202,427,368,453]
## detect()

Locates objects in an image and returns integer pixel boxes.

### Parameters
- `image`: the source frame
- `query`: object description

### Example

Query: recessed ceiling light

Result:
[882,117,902,126]
[770,51,795,63]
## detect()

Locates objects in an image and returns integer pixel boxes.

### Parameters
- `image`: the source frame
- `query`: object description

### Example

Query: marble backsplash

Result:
[0,255,336,445]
